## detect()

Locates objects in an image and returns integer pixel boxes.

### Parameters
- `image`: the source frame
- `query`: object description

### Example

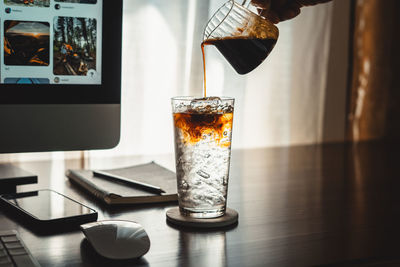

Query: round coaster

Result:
[166,207,238,228]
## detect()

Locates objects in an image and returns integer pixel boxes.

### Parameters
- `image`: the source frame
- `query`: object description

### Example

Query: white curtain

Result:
[90,0,345,159]
[1,0,349,162]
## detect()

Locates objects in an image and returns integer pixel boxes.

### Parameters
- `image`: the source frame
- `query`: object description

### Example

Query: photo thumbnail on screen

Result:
[55,0,97,4]
[4,20,50,66]
[4,0,50,7]
[4,77,49,84]
[53,17,97,76]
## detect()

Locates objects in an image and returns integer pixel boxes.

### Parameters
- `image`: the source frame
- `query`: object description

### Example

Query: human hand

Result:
[251,0,332,23]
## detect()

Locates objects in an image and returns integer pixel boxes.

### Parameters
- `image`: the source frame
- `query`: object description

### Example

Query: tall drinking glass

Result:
[171,97,234,218]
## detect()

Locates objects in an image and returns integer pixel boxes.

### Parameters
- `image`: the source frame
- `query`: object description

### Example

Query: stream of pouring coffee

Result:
[201,42,207,97]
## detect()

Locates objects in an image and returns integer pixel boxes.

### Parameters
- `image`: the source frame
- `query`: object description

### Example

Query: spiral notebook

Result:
[66,162,178,205]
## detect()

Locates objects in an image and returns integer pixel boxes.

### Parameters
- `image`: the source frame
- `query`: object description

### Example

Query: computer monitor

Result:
[0,0,122,189]
[0,0,122,153]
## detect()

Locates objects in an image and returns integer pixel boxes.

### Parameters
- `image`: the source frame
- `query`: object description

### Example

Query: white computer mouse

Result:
[80,220,150,260]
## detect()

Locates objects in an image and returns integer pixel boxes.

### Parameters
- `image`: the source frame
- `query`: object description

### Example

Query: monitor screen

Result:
[0,0,121,104]
[0,0,122,153]
[0,0,103,84]
[1,0,102,85]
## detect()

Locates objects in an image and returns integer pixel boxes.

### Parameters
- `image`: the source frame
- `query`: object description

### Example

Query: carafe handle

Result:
[241,0,251,7]
[243,0,271,12]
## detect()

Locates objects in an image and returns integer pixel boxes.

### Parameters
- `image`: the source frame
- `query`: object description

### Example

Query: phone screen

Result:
[1,189,96,221]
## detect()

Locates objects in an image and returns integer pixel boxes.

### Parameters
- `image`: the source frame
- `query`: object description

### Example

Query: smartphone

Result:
[0,189,97,233]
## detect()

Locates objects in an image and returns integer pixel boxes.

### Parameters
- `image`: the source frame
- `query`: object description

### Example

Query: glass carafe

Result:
[203,0,279,74]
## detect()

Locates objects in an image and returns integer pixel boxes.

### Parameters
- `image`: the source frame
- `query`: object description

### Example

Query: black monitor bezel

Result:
[0,0,122,104]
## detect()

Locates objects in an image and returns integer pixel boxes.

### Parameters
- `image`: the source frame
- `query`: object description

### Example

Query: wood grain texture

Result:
[1,142,400,266]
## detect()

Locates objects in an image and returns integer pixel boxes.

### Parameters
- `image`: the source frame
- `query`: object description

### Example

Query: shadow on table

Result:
[80,238,149,267]
[166,219,238,232]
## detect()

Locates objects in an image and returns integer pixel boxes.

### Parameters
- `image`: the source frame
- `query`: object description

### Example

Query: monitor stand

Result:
[0,164,38,194]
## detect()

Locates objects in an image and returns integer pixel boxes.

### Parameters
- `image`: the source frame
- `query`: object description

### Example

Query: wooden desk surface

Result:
[1,142,400,266]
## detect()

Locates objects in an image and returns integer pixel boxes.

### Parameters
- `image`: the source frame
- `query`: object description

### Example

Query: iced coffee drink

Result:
[172,96,234,218]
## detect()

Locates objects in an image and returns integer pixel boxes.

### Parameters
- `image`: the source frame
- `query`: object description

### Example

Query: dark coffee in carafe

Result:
[202,37,277,75]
